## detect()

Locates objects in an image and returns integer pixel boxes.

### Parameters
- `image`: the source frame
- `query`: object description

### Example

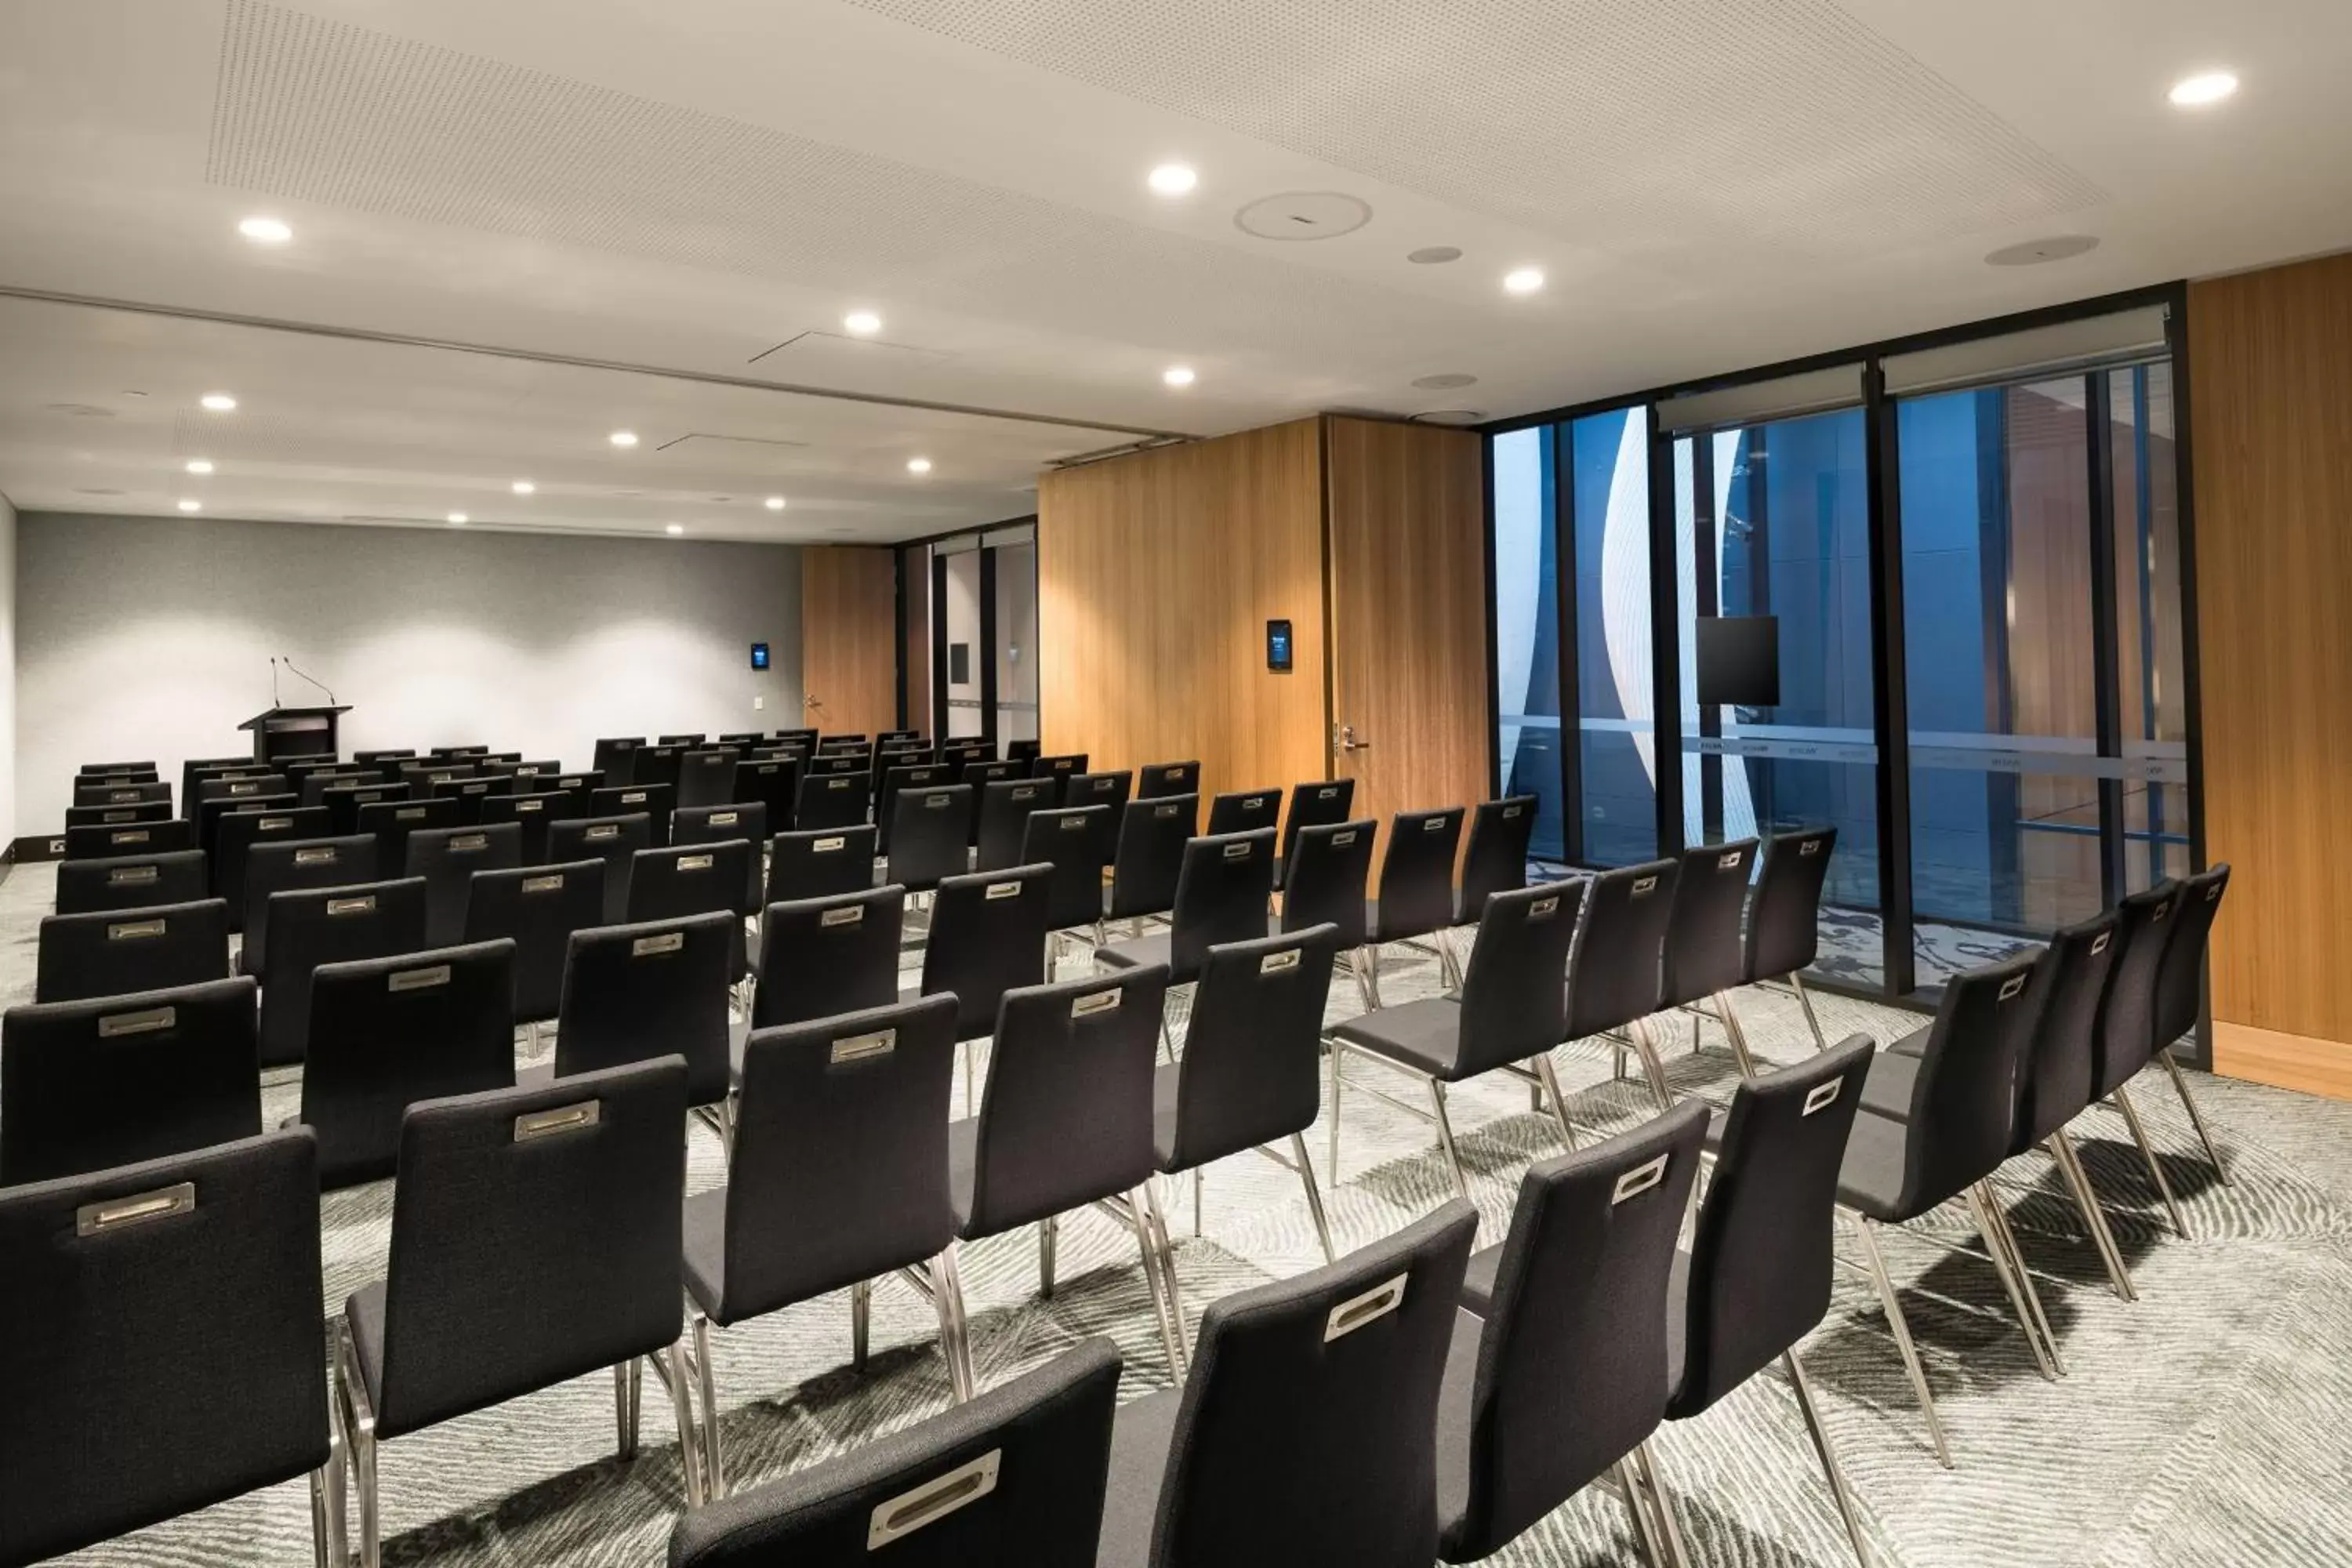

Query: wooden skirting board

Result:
[2212,1019,2352,1102]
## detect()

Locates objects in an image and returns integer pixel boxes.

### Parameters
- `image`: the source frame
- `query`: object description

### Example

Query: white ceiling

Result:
[0,0,2346,542]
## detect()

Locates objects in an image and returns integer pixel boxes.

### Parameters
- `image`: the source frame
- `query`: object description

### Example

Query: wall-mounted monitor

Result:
[1266,619,1294,673]
[1695,615,1780,708]
[749,641,770,671]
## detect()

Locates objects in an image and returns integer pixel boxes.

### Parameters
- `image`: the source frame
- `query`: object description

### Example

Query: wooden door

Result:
[1324,416,1490,836]
[800,546,899,737]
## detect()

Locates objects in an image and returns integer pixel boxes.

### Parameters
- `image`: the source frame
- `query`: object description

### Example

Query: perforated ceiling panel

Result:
[842,0,2107,264]
[205,1,1486,366]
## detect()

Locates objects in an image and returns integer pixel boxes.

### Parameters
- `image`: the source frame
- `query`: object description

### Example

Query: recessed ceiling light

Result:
[1148,163,1198,196]
[238,216,292,244]
[184,459,215,474]
[1503,267,1546,296]
[665,523,685,535]
[1163,365,1196,387]
[764,495,786,510]
[510,479,535,495]
[447,513,468,525]
[906,457,933,475]
[176,498,201,513]
[843,310,882,336]
[608,430,638,448]
[2169,71,2238,107]
[200,393,238,412]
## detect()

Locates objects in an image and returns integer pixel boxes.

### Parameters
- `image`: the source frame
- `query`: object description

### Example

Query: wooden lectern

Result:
[238,706,352,765]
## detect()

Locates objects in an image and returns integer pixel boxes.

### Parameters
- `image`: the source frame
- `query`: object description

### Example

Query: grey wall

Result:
[0,492,16,844]
[15,513,802,836]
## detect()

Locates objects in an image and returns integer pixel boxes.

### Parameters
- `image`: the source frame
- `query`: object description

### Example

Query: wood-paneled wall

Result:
[2189,252,2352,1097]
[800,546,899,737]
[1038,419,1330,814]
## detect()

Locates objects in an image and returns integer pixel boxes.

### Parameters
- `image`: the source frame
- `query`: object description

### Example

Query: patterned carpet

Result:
[5,859,2351,1567]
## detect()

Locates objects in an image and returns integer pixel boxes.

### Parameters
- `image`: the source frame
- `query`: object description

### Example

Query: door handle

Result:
[1336,724,1370,753]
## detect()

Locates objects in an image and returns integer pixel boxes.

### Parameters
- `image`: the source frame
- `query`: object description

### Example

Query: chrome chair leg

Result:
[1790,971,1829,1052]
[1712,991,1760,1076]
[2049,1131,2136,1302]
[927,1243,978,1403]
[1129,1183,1188,1377]
[1785,1349,1872,1567]
[851,1278,873,1366]
[1429,1078,1468,1203]
[962,1040,978,1118]
[1349,948,1378,1012]
[1192,1167,1203,1237]
[2157,1049,2230,1186]
[335,1317,385,1568]
[2111,1083,2190,1238]
[1039,1216,1058,1300]
[1145,1176,1191,1369]
[1630,1017,1677,1111]
[1533,1050,1581,1151]
[1969,1183,2063,1380]
[1851,1213,1953,1468]
[1436,928,1465,992]
[615,1359,641,1459]
[1610,1455,1674,1568]
[659,1336,708,1506]
[1632,1439,1691,1568]
[689,1316,722,1501]
[1327,1040,1347,1185]
[1363,943,1384,1010]
[1291,1132,1338,1263]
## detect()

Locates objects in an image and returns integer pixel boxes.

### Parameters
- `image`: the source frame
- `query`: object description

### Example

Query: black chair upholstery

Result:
[321,781,408,836]
[2005,913,2123,1152]
[196,793,290,869]
[1743,826,1837,983]
[545,812,654,924]
[63,816,194,861]
[660,732,708,749]
[1160,927,1339,1177]
[0,1132,333,1567]
[634,744,687,796]
[2154,863,2230,1051]
[475,789,564,864]
[196,771,290,807]
[751,886,906,1033]
[1030,753,1087,796]
[239,834,382,973]
[554,912,734,1106]
[54,849,208,916]
[1560,858,1681,1102]
[463,860,606,1026]
[298,769,377,808]
[429,744,492,759]
[674,802,769,914]
[354,746,417,769]
[1277,778,1355,884]
[795,769,872,833]
[406,822,524,946]
[1062,770,1132,850]
[1,976,261,1185]
[430,774,517,823]
[960,757,1020,798]
[540,770,607,818]
[1106,795,1198,923]
[1004,739,1040,765]
[732,757,801,833]
[593,782,675,846]
[676,748,740,811]
[888,783,976,891]
[768,824,878,905]
[2092,884,2180,1102]
[1657,838,1759,1009]
[921,865,1052,1042]
[974,778,1053,873]
[1136,760,1198,800]
[1203,786,1279,838]
[74,778,170,809]
[630,839,756,982]
[34,897,230,1004]
[1095,828,1276,986]
[299,940,517,1189]
[1455,796,1536,924]
[181,754,256,813]
[214,805,332,931]
[670,1338,1121,1568]
[1369,806,1465,943]
[1281,820,1374,949]
[356,796,459,879]
[1097,1200,1477,1568]
[256,878,430,1069]
[78,757,157,775]
[1021,804,1112,933]
[68,798,176,833]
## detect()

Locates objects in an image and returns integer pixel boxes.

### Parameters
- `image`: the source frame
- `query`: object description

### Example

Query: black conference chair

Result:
[593,782,675,846]
[1203,786,1279,838]
[63,816,194,861]
[256,879,430,1069]
[889,783,977,893]
[298,769,377,808]
[1742,826,1839,1051]
[0,1132,339,1568]
[429,743,492,759]
[921,864,1052,1113]
[1454,794,1535,928]
[1559,858,1683,1109]
[731,757,800,833]
[1020,804,1113,957]
[974,778,1053,872]
[1274,778,1354,888]
[463,860,605,1039]
[1004,739,1040,765]
[1661,1040,1878,1566]
[69,799,176,833]
[321,781,407,836]
[1659,837,1766,1072]
[239,834,381,974]
[79,757,157,775]
[717,731,764,748]
[298,940,517,1189]
[355,796,458,878]
[0,976,260,1185]
[1277,819,1376,1004]
[877,764,951,847]
[768,823,878,905]
[494,758,564,785]
[674,801,769,916]
[669,1338,1121,1568]
[540,770,607,818]
[808,751,867,777]
[338,1058,702,1563]
[1102,794,1198,938]
[1136,760,1198,800]
[74,778,170,810]
[1095,827,1277,996]
[217,804,333,930]
[354,746,417,769]
[546,812,654,924]
[1436,1105,1708,1566]
[549,912,735,1114]
[1062,769,1132,848]
[54,848,208,916]
[34,897,230,1004]
[1094,1200,1477,1568]
[795,769,871,833]
[405,822,522,946]
[1360,805,1465,993]
[629,839,757,985]
[2089,884,2197,1237]
[660,732,708,749]
[476,788,563,863]
[1030,753,1086,797]
[677,748,740,811]
[750,886,905,1034]
[430,773,515,822]
[197,771,290,808]
[634,744,687,797]
[959,758,1020,805]
[939,967,1187,1377]
[2146,863,2233,1185]
[681,996,973,1498]
[180,753,255,812]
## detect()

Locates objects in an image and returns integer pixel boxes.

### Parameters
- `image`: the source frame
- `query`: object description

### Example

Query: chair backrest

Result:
[593,737,644,783]
[719,995,960,1321]
[0,1132,328,1567]
[1373,807,1465,942]
[1137,760,1199,800]
[633,743,687,795]
[1062,770,1131,846]
[2093,882,2183,1098]
[406,822,524,946]
[1670,1040,1873,1421]
[1561,858,1679,1040]
[74,778,170,809]
[430,743,492,758]
[1166,828,1277,983]
[1281,821,1374,946]
[2152,862,2230,1050]
[1743,826,1838,982]
[731,757,800,834]
[920,864,1052,1042]
[768,823,878,905]
[1165,926,1340,1171]
[54,849,209,916]
[1454,881,1584,1077]
[543,811,653,924]
[752,886,906,1031]
[354,746,418,768]
[659,732,706,748]
[1447,1106,1705,1559]
[974,778,1054,872]
[889,783,977,891]
[356,795,459,880]
[674,801,769,913]
[556,911,734,1105]
[676,747,740,811]
[1108,794,1198,920]
[960,758,1021,798]
[35,898,230,1005]
[1279,778,1356,872]
[877,763,952,843]
[1030,753,1087,794]
[181,753,258,813]
[1456,796,1536,925]
[70,798,176,833]
[62,817,193,862]
[431,774,517,823]
[808,751,867,777]
[474,789,563,865]
[1657,838,1759,1007]
[795,768,873,832]
[1897,951,2043,1212]
[540,769,607,818]
[499,759,565,786]
[463,860,606,1025]
[397,760,475,795]
[1020,804,1113,931]
[256,877,430,1069]
[1,976,261,1185]
[371,1059,688,1438]
[962,967,1167,1237]
[241,834,382,971]
[298,768,376,808]
[2013,912,2122,1149]
[668,1338,1121,1568]
[591,782,674,845]
[299,940,517,1189]
[78,757,157,775]
[1145,1200,1477,1568]
[196,793,289,867]
[1204,786,1280,838]
[197,771,289,806]
[718,731,764,746]
[321,780,408,836]
[1004,739,1040,765]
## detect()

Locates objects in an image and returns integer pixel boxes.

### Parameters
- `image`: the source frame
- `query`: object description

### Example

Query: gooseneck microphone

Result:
[270,655,282,707]
[281,654,336,705]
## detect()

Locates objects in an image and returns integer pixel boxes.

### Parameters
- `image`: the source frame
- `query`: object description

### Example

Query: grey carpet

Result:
[5,862,2350,1566]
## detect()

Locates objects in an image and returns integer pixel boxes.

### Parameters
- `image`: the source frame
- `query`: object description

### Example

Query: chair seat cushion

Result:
[1432,1305,1486,1555]
[1835,1107,1913,1221]
[681,1187,728,1318]
[1098,1387,1182,1568]
[1459,1242,1502,1318]
[1094,933,1170,974]
[1859,1047,1920,1121]
[1330,997,1467,1079]
[1888,1022,1931,1059]
[1663,1249,1690,1415]
[346,1280,390,1414]
[1152,1060,1181,1167]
